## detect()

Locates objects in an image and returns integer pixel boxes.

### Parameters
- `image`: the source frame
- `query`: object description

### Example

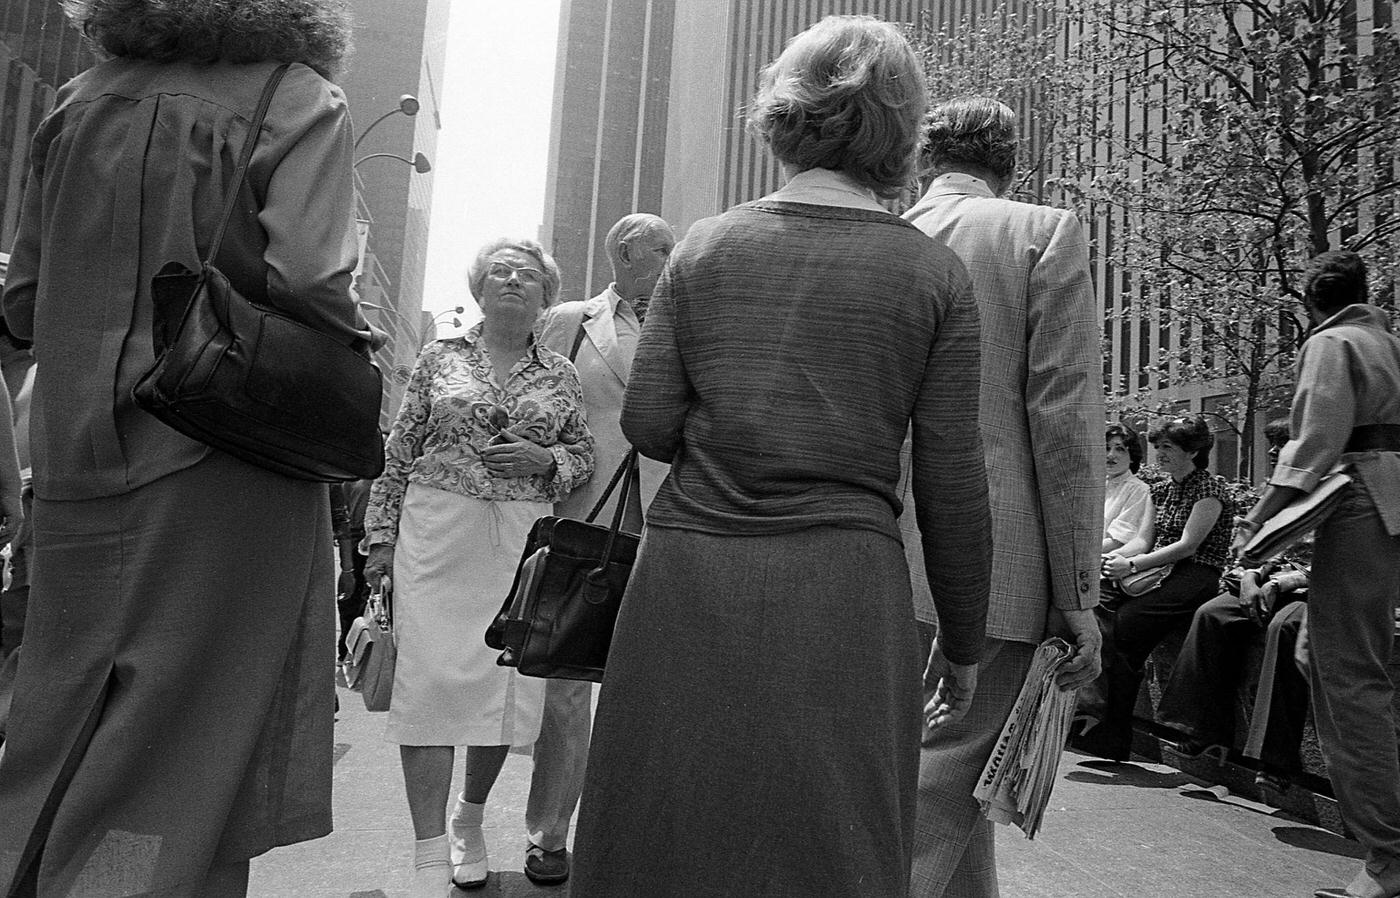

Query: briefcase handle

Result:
[583,448,639,591]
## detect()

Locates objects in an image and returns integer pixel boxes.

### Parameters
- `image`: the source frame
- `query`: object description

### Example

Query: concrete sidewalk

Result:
[249,679,1362,897]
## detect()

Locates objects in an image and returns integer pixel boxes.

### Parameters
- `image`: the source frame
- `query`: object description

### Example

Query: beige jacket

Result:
[537,288,667,527]
[899,174,1104,643]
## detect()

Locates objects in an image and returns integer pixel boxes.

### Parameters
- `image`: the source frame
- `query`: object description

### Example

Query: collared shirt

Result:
[1270,304,1400,535]
[1104,471,1153,547]
[1150,468,1235,571]
[607,286,641,365]
[363,323,595,547]
[769,167,888,212]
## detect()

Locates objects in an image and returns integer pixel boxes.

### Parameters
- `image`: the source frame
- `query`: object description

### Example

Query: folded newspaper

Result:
[973,637,1078,839]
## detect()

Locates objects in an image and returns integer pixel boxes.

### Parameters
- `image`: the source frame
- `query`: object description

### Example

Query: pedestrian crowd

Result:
[0,3,1396,898]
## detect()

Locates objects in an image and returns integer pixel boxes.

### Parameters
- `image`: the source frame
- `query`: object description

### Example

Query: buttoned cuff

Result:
[1053,531,1102,611]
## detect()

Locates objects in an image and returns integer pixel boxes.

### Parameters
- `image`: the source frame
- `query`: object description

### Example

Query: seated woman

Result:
[1157,418,1312,790]
[1085,416,1235,760]
[1103,422,1153,556]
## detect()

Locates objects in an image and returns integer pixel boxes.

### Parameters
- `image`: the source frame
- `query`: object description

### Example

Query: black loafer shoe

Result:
[524,843,569,885]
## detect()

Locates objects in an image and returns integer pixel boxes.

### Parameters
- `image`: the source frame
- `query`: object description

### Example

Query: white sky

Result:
[421,0,563,330]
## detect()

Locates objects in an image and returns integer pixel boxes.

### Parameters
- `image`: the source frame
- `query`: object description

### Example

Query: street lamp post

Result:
[353,95,420,151]
[354,151,432,174]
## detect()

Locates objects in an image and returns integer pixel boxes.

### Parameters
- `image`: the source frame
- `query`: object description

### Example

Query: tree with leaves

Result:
[915,0,1400,480]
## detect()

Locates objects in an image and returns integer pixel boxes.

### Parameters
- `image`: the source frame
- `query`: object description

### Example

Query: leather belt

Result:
[1346,423,1400,453]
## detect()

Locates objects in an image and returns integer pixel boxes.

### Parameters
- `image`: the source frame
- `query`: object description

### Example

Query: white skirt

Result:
[385,483,549,747]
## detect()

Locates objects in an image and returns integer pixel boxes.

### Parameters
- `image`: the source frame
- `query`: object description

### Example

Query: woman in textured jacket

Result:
[570,16,992,897]
[0,2,372,895]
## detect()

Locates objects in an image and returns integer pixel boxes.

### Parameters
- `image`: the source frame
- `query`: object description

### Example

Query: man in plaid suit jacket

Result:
[898,97,1105,897]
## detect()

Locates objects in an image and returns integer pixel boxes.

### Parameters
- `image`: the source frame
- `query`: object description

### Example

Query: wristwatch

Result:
[1233,515,1262,533]
[1128,559,1139,575]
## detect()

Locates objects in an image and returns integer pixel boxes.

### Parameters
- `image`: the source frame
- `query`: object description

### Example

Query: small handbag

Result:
[1116,562,1173,597]
[485,449,640,682]
[132,64,385,483]
[345,578,395,712]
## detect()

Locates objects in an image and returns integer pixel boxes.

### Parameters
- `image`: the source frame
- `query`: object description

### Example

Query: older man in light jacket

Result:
[522,212,673,885]
[899,97,1105,898]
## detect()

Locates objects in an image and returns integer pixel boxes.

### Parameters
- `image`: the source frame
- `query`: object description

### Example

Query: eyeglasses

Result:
[486,261,544,285]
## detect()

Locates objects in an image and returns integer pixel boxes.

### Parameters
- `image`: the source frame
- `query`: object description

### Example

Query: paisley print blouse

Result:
[364,324,594,547]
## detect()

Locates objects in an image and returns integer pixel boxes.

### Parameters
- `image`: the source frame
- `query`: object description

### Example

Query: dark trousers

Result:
[1089,559,1222,758]
[336,546,367,660]
[1306,479,1400,878]
[1157,591,1309,772]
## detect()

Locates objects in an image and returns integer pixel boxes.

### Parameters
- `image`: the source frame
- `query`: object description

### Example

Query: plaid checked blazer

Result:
[898,175,1104,644]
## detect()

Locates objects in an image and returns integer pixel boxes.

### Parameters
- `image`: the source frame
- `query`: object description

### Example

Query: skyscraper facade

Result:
[542,0,936,303]
[343,0,449,424]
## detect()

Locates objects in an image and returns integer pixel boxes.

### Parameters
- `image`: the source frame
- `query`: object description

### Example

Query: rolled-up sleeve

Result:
[1106,487,1151,546]
[1271,334,1355,492]
[912,274,990,666]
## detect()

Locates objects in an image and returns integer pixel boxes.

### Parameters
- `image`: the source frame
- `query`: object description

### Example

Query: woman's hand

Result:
[481,430,556,479]
[923,638,979,731]
[364,544,394,589]
[1102,554,1134,580]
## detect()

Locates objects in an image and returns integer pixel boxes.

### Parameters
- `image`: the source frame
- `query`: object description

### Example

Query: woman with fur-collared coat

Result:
[0,2,371,895]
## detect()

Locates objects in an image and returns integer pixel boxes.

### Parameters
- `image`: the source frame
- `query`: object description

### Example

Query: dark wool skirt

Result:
[571,524,923,898]
[0,452,334,896]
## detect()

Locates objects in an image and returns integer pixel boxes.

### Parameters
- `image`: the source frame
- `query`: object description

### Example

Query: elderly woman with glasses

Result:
[569,15,991,898]
[361,237,594,896]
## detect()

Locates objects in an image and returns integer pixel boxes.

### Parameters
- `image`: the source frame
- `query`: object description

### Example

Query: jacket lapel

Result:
[581,290,629,385]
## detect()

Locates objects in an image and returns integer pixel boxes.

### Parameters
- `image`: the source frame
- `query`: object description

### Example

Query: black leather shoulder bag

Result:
[133,64,385,482]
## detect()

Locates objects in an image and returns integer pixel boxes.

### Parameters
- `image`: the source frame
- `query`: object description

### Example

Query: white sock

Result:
[412,834,450,897]
[449,798,487,864]
[413,834,449,870]
[450,795,485,827]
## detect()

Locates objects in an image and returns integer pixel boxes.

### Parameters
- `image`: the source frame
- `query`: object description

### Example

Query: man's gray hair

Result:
[921,97,1018,183]
[605,213,672,268]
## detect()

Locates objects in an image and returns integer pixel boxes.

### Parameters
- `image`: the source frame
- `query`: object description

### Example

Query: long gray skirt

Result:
[0,452,333,896]
[571,524,922,898]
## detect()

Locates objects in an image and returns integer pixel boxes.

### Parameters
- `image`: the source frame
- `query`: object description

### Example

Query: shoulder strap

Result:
[584,448,639,524]
[569,319,588,362]
[204,64,290,267]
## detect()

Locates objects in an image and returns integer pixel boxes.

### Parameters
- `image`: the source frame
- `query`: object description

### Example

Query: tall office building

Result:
[542,0,935,302]
[0,4,95,257]
[342,0,449,424]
